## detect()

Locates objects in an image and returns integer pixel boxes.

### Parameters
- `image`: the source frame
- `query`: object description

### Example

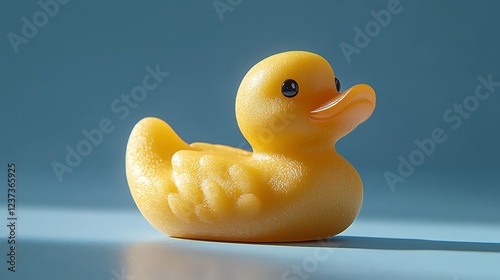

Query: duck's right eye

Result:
[282,79,299,98]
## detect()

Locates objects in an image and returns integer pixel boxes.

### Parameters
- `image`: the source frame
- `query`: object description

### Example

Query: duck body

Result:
[126,51,375,242]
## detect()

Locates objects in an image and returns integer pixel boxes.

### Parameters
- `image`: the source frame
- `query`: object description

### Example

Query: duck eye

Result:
[335,77,341,92]
[281,79,299,98]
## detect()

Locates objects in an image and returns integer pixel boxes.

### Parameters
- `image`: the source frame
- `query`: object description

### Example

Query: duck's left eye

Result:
[335,77,341,92]
[282,79,299,98]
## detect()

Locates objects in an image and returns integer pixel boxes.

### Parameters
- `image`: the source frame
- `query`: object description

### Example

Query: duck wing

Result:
[168,145,264,223]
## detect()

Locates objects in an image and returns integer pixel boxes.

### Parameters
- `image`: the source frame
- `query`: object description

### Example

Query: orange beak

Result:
[310,84,376,126]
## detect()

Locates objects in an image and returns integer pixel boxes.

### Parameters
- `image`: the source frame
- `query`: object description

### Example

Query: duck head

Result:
[236,51,376,155]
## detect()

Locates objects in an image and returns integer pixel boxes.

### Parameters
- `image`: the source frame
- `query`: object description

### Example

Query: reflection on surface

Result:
[122,242,283,280]
[11,235,500,280]
[15,240,286,280]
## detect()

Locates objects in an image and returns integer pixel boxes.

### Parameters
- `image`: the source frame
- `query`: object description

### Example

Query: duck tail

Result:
[126,117,190,226]
[128,116,190,161]
[126,117,190,186]
[126,117,190,219]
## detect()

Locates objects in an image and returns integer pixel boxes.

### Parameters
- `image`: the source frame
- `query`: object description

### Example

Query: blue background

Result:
[1,0,499,231]
[1,1,500,279]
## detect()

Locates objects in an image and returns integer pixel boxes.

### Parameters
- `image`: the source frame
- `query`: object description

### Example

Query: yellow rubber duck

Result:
[126,51,376,242]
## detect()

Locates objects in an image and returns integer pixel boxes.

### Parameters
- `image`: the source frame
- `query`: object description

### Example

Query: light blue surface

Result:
[3,204,500,279]
[0,0,499,279]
